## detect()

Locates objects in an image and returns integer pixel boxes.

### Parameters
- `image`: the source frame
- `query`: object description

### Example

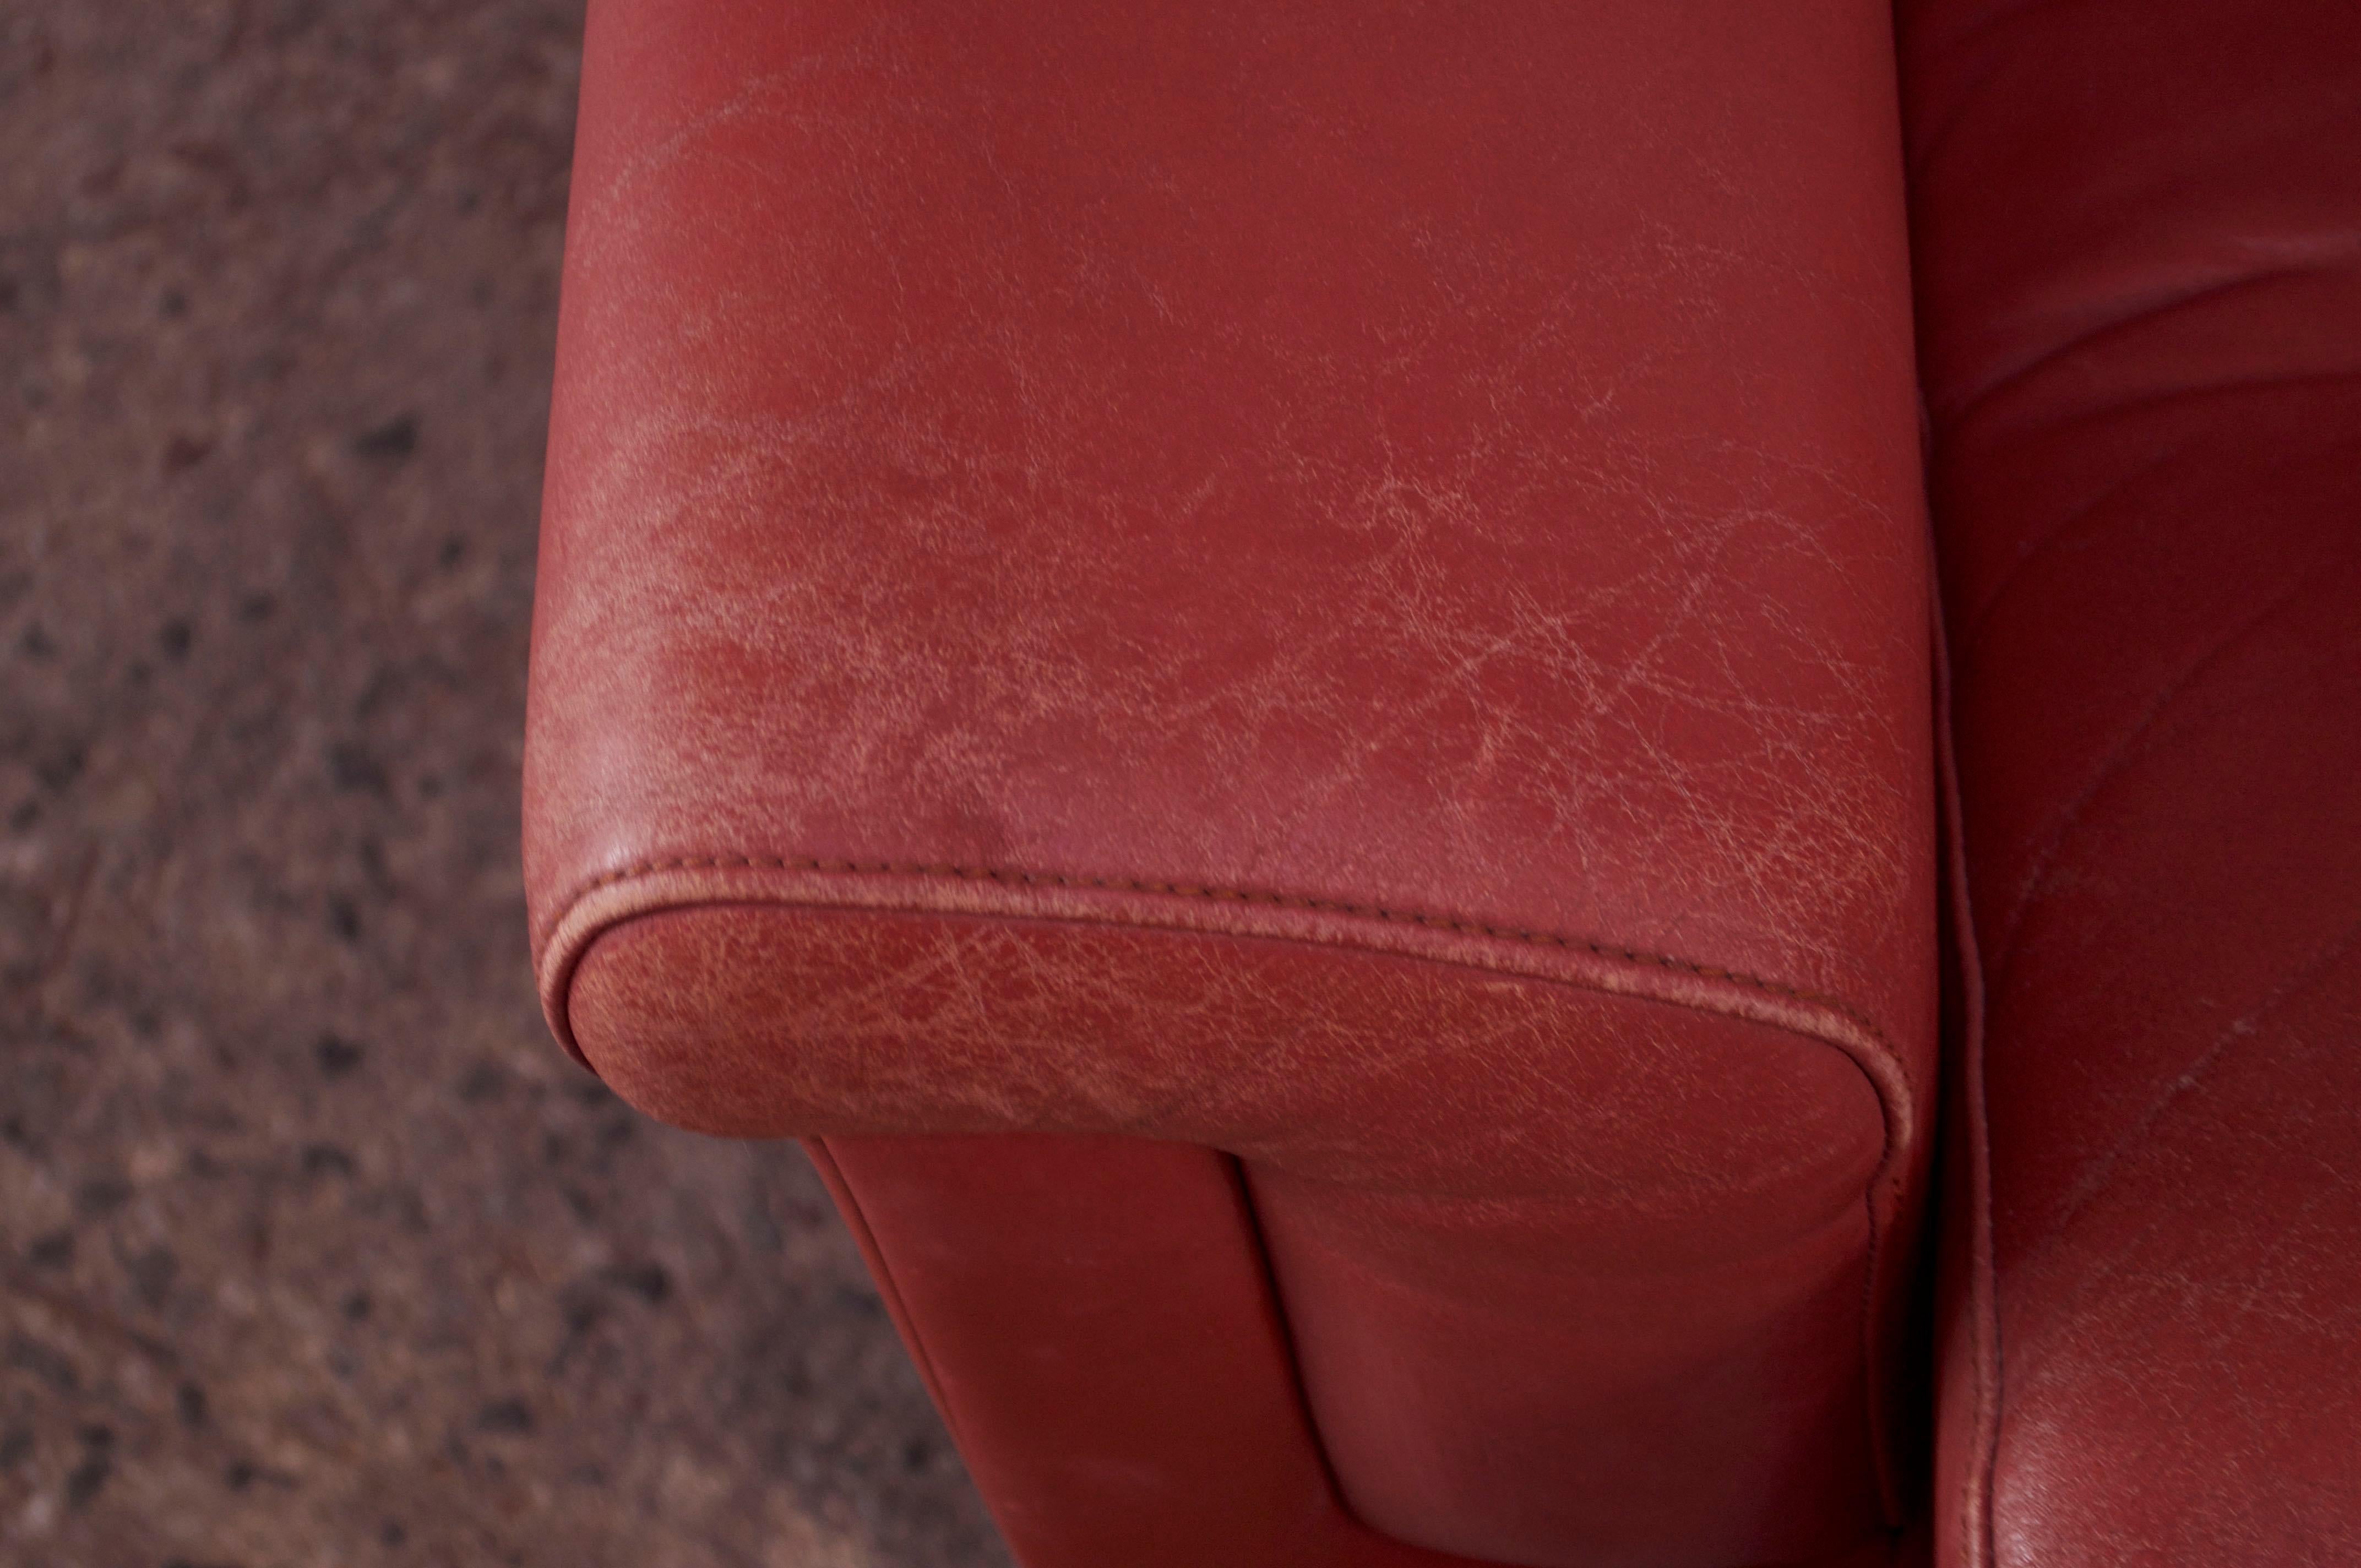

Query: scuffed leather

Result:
[524,2,1939,1564]
[573,902,1895,1564]
[1903,0,2361,1561]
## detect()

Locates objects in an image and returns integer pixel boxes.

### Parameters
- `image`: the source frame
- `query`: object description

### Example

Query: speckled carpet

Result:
[1,7,1007,1564]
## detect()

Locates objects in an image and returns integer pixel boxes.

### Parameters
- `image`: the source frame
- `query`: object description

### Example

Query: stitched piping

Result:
[548,852,1900,1053]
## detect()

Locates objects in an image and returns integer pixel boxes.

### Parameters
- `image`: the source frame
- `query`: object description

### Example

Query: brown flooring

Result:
[1,7,1008,1565]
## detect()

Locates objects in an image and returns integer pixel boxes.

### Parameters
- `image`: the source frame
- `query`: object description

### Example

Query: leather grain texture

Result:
[525,2,1939,1564]
[1902,1,2361,1561]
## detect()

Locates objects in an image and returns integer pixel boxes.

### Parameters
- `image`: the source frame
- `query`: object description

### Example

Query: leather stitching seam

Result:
[551,852,1901,1059]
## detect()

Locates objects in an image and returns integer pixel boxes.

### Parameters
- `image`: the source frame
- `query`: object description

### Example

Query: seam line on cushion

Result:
[547,852,1898,1050]
[1932,558,1999,1568]
[545,851,1913,1527]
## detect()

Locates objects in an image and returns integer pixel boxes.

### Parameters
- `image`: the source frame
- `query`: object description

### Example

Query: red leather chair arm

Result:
[524,4,1939,1564]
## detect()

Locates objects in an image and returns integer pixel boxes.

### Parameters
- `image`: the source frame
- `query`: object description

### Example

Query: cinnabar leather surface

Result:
[807,1133,1494,1568]
[568,905,1900,1566]
[1903,1,2361,1562]
[524,2,1939,1564]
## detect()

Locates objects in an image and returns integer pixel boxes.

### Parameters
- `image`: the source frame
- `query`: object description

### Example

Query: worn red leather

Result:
[1903,1,2361,1562]
[525,3,1938,1564]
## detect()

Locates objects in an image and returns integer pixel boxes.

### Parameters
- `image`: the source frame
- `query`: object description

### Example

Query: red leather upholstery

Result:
[525,3,1938,1565]
[1903,1,2361,1561]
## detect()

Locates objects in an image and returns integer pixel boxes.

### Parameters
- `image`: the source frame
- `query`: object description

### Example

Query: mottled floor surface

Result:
[1,7,1009,1565]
